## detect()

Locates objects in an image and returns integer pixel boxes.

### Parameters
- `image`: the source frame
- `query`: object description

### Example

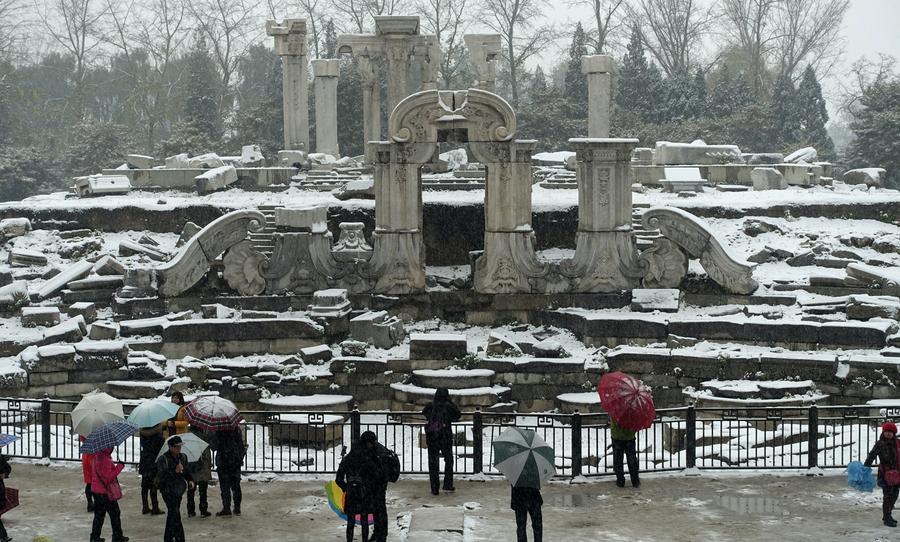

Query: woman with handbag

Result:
[90,447,129,542]
[865,421,900,527]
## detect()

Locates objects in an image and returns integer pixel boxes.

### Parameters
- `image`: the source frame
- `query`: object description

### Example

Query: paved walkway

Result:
[2,462,895,541]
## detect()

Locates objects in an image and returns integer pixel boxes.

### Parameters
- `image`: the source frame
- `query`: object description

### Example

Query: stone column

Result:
[312,59,340,157]
[267,19,309,152]
[385,42,411,115]
[464,34,501,92]
[561,138,644,292]
[581,55,613,138]
[357,55,382,161]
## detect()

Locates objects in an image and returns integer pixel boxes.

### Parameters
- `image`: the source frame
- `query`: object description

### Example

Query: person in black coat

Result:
[511,486,543,542]
[337,432,385,542]
[156,436,194,542]
[0,454,11,542]
[865,421,900,527]
[214,428,245,516]
[138,424,165,515]
[422,388,461,495]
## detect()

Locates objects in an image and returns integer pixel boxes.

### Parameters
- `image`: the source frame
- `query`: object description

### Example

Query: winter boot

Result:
[884,517,898,527]
[631,476,641,488]
[112,537,130,542]
[233,506,241,516]
[615,478,626,488]
[216,509,233,517]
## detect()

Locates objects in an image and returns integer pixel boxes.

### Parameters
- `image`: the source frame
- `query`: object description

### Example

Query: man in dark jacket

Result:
[511,486,543,542]
[156,436,194,542]
[139,424,165,515]
[337,431,385,542]
[866,421,900,527]
[423,388,461,495]
[0,454,11,542]
[214,428,245,516]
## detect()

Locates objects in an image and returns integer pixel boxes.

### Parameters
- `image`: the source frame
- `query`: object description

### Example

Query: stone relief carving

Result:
[642,207,758,294]
[639,237,689,289]
[222,240,266,296]
[560,232,644,292]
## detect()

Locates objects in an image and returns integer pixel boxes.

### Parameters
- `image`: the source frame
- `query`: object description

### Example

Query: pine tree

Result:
[691,68,707,118]
[322,19,338,59]
[796,65,834,158]
[563,23,589,119]
[230,46,283,156]
[182,33,222,144]
[847,78,900,189]
[616,27,665,123]
[770,72,802,151]
[336,58,364,157]
[531,65,548,98]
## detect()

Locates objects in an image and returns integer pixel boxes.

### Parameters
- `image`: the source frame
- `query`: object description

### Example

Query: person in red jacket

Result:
[90,448,129,542]
[80,435,95,513]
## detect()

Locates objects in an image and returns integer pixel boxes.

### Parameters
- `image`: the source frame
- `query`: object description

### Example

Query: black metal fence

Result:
[0,398,889,477]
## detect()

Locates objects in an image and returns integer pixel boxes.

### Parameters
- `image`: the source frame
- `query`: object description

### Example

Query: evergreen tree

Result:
[707,65,753,118]
[530,66,548,98]
[322,20,338,59]
[796,65,834,158]
[616,27,665,123]
[691,69,707,117]
[64,121,134,176]
[182,33,222,144]
[230,45,283,156]
[563,23,589,119]
[520,66,581,150]
[770,72,802,151]
[847,78,900,189]
[336,58,364,157]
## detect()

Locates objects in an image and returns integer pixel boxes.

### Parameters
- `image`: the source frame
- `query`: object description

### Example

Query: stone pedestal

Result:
[267,19,309,152]
[312,59,340,157]
[581,55,613,138]
[464,34,501,92]
[561,138,643,292]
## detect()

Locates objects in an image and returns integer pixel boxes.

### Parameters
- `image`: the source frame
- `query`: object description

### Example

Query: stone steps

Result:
[411,368,495,389]
[390,382,511,408]
[556,391,602,414]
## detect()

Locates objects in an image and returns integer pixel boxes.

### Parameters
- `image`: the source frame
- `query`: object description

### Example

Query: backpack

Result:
[378,446,401,483]
[425,403,450,436]
[346,474,368,500]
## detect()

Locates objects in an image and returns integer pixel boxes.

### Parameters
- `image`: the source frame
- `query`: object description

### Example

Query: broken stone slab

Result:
[106,380,171,400]
[654,141,742,165]
[278,150,307,168]
[0,281,29,308]
[21,306,61,327]
[0,218,31,239]
[176,221,202,247]
[486,331,522,356]
[33,259,93,300]
[67,302,97,323]
[751,167,787,190]
[340,340,368,357]
[332,178,374,201]
[73,174,132,197]
[119,310,192,337]
[784,146,817,163]
[846,263,900,293]
[532,338,569,358]
[164,153,189,169]
[8,249,47,267]
[195,165,238,194]
[58,229,92,239]
[118,239,168,261]
[409,333,468,361]
[299,344,334,364]
[75,340,128,371]
[88,321,118,340]
[843,168,886,188]
[847,295,900,321]
[93,255,124,276]
[126,154,155,169]
[349,310,405,349]
[748,246,794,263]
[67,275,124,291]
[187,153,225,169]
[786,251,816,267]
[631,288,681,312]
[26,344,77,372]
[241,145,264,166]
[39,315,86,345]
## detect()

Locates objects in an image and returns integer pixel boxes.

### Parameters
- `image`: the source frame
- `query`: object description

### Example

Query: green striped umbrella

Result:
[492,427,556,488]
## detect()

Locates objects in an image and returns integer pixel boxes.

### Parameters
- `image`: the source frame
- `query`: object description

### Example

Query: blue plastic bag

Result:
[848,460,876,492]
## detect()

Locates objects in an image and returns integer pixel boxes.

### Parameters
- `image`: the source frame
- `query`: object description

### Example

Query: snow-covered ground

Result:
[2,462,894,541]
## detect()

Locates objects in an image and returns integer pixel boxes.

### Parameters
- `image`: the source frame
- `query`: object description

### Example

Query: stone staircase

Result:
[632,204,661,250]
[249,205,282,257]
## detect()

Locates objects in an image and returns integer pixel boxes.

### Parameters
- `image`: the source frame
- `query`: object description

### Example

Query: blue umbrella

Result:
[848,460,876,492]
[0,434,16,448]
[127,398,181,429]
[82,420,138,454]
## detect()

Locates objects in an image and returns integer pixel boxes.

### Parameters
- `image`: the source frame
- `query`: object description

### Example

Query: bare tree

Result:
[330,0,369,33]
[264,0,288,19]
[367,0,407,16]
[37,0,108,121]
[187,0,260,117]
[0,0,24,61]
[718,0,778,95]
[840,54,897,118]
[576,0,627,54]
[774,0,849,82]
[294,0,323,58]
[630,0,713,77]
[479,0,555,107]
[417,0,468,87]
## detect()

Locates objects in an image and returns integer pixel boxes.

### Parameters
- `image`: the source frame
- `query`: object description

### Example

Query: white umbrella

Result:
[72,392,124,437]
[157,433,210,463]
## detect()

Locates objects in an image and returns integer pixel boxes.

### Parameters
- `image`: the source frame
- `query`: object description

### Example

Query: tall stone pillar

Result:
[267,19,309,152]
[374,16,419,115]
[464,34,501,92]
[357,55,381,161]
[312,59,340,157]
[581,55,613,138]
[561,138,644,291]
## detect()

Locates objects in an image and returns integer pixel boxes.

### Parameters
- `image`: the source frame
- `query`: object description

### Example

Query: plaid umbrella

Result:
[0,434,16,448]
[184,396,243,431]
[0,487,17,516]
[72,392,124,437]
[82,420,138,454]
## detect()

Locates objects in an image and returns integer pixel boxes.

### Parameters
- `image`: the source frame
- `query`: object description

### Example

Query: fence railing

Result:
[0,399,890,476]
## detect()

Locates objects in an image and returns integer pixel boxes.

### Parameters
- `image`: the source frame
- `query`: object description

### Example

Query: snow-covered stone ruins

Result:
[0,12,899,476]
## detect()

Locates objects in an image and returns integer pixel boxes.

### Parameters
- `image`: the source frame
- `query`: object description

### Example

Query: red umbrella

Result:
[597,372,656,431]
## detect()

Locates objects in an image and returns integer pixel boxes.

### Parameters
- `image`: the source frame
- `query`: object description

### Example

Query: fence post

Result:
[41,398,51,460]
[473,409,483,474]
[807,405,819,470]
[685,406,697,469]
[351,408,361,444]
[572,411,582,477]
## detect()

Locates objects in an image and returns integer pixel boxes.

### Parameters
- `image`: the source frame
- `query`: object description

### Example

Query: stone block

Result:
[278,150,307,168]
[630,289,680,312]
[75,340,129,370]
[39,316,86,345]
[126,154,155,169]
[29,370,69,386]
[843,168,886,188]
[21,306,61,327]
[73,175,131,197]
[751,168,786,190]
[581,54,612,74]
[88,321,118,340]
[29,344,77,372]
[68,302,97,323]
[655,141,742,165]
[194,165,238,194]
[274,206,328,232]
[8,249,47,267]
[299,344,333,364]
[0,218,31,239]
[486,331,522,356]
[118,240,168,261]
[165,153,189,168]
[409,333,468,360]
[187,153,225,169]
[349,311,405,349]
[106,380,170,399]
[241,145,264,165]
[93,255,125,276]
[784,147,817,163]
